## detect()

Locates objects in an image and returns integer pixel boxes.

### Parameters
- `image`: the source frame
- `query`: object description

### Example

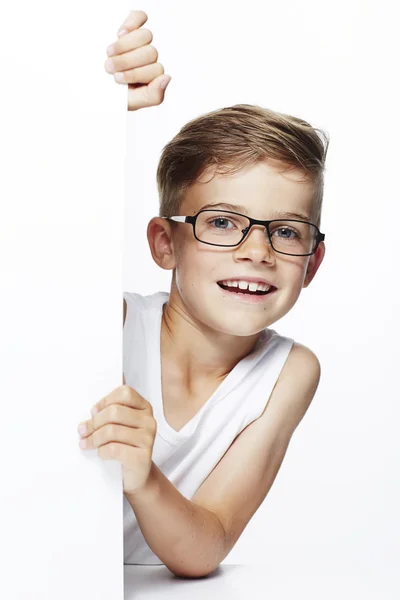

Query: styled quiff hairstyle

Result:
[156,104,329,230]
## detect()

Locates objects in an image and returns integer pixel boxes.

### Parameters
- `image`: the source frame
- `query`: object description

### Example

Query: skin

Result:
[78,10,170,495]
[104,10,170,111]
[147,160,325,392]
[78,10,325,501]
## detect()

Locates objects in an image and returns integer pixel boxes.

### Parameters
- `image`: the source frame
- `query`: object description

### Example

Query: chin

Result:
[208,308,270,337]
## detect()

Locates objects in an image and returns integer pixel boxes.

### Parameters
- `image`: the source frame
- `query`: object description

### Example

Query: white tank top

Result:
[123,291,294,564]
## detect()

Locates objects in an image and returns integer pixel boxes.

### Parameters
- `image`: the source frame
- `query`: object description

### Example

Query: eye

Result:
[208,217,236,229]
[272,226,300,239]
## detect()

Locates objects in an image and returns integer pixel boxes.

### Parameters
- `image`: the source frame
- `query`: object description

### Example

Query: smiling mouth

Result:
[217,282,276,296]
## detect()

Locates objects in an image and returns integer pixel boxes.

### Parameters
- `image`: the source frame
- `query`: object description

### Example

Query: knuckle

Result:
[148,416,157,434]
[118,56,130,71]
[145,401,154,416]
[108,442,118,457]
[135,10,148,21]
[127,69,139,84]
[128,62,164,84]
[126,9,148,24]
[120,384,132,399]
[112,40,122,55]
[109,404,120,420]
[143,430,154,446]
[147,45,159,62]
[107,423,118,438]
[140,28,153,43]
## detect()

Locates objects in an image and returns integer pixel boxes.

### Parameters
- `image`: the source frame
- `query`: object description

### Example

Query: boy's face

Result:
[149,159,325,336]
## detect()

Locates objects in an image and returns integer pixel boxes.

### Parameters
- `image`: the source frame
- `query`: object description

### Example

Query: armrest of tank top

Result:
[122,292,147,387]
[123,292,144,356]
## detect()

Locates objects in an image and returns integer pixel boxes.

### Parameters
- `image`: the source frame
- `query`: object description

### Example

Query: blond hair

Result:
[156,104,329,230]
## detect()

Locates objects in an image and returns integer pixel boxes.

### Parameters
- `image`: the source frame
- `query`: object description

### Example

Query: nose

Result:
[234,224,275,262]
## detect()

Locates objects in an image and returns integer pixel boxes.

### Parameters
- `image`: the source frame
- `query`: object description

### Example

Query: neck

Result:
[160,299,262,391]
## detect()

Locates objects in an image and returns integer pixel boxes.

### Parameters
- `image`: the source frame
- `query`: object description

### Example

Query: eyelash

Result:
[208,217,301,237]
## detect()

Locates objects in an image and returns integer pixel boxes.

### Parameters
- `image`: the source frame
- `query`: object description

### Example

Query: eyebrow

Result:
[199,202,312,223]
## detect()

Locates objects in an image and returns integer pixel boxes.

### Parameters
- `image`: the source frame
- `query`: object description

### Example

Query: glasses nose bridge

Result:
[242,216,271,240]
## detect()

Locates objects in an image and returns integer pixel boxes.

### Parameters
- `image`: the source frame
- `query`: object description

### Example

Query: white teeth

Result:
[220,279,272,292]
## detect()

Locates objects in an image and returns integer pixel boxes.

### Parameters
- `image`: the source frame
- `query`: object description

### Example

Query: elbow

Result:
[165,509,229,578]
[166,547,225,579]
[168,564,221,579]
[166,544,227,578]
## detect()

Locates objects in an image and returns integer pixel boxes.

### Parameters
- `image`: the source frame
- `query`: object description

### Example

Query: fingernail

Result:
[91,406,99,417]
[107,44,116,57]
[79,439,87,449]
[105,59,115,73]
[159,75,171,90]
[78,424,87,435]
[118,28,128,37]
[114,72,125,83]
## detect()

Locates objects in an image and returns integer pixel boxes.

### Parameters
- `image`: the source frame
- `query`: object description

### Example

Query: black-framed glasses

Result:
[162,209,325,257]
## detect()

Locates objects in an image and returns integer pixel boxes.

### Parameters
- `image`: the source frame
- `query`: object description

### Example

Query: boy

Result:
[77,10,328,578]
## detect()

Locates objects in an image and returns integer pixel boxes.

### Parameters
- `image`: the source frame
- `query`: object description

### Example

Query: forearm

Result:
[124,461,228,577]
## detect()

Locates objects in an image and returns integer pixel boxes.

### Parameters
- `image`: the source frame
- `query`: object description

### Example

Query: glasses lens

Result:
[195,211,318,255]
[196,210,249,246]
[269,220,318,255]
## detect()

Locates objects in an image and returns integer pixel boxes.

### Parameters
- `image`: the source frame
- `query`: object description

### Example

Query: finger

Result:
[107,28,153,58]
[127,74,171,111]
[91,384,151,417]
[78,403,149,438]
[97,442,151,463]
[105,44,158,74]
[114,62,164,85]
[83,423,151,450]
[117,10,148,36]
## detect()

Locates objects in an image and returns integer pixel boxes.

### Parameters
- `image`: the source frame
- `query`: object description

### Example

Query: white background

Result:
[1,0,398,598]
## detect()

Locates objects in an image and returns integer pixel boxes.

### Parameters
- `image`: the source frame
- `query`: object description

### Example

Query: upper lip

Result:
[217,276,277,288]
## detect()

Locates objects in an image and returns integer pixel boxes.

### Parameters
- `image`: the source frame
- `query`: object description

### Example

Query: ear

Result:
[303,240,325,288]
[146,217,177,271]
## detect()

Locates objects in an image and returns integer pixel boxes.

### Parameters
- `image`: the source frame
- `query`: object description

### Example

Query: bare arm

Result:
[125,462,228,578]
[123,303,226,578]
[124,343,320,578]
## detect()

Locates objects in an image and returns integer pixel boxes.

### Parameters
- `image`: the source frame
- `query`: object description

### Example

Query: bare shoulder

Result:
[258,340,321,438]
[190,341,321,554]
[279,340,321,391]
[282,340,320,373]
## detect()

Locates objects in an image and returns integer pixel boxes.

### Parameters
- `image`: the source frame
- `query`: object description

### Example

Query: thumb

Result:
[147,74,171,103]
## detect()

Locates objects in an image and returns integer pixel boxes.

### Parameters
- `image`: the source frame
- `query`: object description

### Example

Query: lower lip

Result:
[217,283,277,304]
